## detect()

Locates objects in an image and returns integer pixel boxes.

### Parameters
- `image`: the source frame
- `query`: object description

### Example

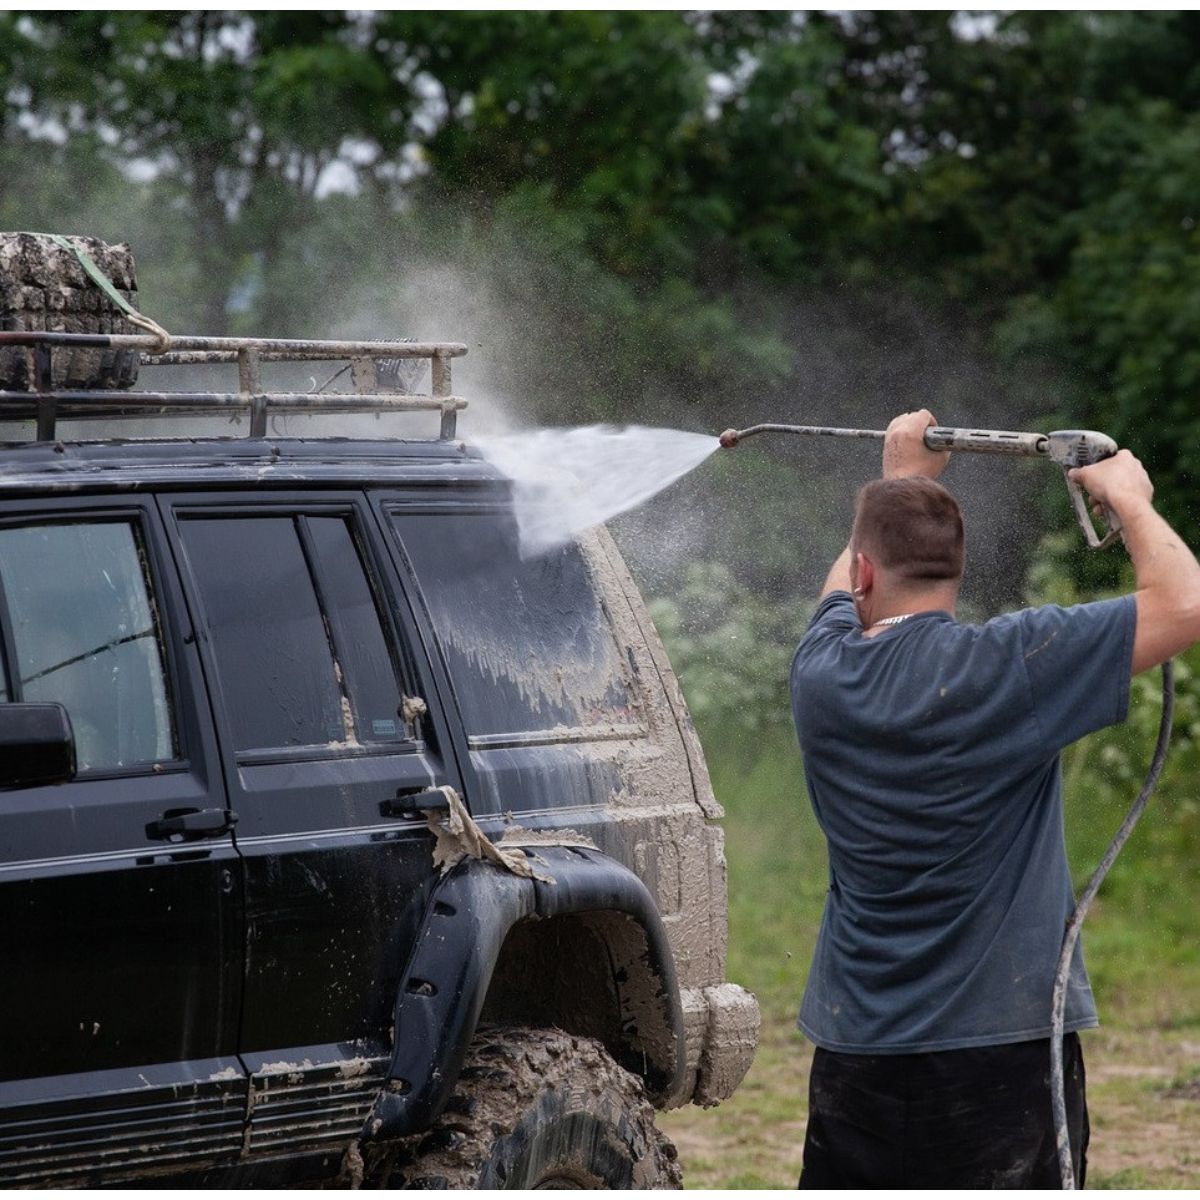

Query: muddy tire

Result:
[0,232,140,390]
[382,1026,682,1189]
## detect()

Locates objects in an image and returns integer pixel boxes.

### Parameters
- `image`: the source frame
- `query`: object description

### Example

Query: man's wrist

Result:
[1106,492,1155,525]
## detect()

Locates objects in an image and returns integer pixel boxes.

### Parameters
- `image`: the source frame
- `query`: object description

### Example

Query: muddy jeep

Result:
[0,235,758,1188]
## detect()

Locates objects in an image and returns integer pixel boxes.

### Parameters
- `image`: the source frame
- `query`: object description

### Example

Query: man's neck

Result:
[859,588,957,636]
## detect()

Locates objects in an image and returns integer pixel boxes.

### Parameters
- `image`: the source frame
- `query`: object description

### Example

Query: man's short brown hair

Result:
[851,477,965,583]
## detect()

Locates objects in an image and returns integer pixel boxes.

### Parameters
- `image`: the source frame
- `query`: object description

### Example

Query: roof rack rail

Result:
[0,331,469,442]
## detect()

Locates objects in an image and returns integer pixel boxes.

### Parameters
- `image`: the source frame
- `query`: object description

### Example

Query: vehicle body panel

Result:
[0,495,245,1183]
[0,437,757,1187]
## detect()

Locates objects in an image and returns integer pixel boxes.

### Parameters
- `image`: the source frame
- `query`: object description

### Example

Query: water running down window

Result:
[393,508,637,742]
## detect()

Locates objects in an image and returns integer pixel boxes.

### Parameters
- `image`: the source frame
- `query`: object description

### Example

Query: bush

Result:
[648,560,804,741]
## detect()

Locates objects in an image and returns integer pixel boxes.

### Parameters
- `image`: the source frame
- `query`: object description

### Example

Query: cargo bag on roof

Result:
[0,232,140,391]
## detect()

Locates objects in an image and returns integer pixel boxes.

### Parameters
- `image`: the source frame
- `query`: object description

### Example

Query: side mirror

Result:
[0,702,76,789]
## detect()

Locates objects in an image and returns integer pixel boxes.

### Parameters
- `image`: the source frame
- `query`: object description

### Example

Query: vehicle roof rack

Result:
[0,331,468,442]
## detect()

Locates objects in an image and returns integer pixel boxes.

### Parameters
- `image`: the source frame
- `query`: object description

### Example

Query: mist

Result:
[3,172,1063,631]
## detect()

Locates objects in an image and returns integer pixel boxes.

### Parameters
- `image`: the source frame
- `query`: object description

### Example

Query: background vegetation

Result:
[3,11,1198,1185]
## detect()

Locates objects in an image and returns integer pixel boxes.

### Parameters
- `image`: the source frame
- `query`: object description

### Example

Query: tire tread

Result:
[383,1026,681,1190]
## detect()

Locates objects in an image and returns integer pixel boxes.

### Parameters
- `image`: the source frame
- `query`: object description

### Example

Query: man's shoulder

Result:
[805,590,857,633]
[977,595,1137,643]
[792,593,856,682]
[983,596,1137,748]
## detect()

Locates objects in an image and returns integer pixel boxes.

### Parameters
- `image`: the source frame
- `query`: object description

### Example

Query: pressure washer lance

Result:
[719,423,1124,549]
[720,419,1174,1190]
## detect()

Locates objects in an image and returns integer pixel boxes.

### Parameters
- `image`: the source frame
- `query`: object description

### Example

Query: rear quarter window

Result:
[391,508,638,743]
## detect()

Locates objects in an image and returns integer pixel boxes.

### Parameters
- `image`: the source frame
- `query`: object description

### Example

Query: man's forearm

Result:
[1117,497,1200,593]
[1112,495,1200,673]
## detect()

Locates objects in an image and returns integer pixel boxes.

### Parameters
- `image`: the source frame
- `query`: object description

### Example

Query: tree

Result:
[5,12,400,331]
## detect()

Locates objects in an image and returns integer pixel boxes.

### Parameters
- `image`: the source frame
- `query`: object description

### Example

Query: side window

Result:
[0,520,176,771]
[392,508,638,742]
[178,513,406,753]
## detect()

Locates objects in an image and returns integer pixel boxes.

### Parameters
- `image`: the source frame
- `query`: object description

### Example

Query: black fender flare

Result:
[361,845,685,1143]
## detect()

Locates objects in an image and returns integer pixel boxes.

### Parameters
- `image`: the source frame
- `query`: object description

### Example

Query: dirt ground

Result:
[661,1024,1200,1189]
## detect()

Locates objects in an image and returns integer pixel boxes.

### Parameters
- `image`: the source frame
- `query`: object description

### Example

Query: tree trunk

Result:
[189,145,231,335]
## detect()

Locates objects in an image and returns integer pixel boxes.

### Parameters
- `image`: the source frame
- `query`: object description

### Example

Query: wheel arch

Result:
[362,846,685,1144]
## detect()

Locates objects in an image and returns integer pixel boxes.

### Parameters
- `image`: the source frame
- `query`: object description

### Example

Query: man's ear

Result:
[855,551,875,595]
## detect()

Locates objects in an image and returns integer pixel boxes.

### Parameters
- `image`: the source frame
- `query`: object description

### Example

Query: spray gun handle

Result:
[1047,431,1122,551]
[922,426,1123,550]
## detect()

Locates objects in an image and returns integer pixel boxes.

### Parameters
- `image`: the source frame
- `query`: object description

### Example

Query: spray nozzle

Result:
[719,428,741,449]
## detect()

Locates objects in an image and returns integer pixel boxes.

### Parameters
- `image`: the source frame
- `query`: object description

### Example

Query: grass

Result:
[660,720,1200,1188]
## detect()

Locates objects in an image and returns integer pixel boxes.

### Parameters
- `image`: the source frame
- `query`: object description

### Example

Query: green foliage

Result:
[684,17,894,282]
[1057,104,1200,534]
[648,562,803,739]
[2,13,406,330]
[384,12,711,271]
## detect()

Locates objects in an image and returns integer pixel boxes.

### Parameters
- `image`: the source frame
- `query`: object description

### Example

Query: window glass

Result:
[180,514,406,752]
[0,521,175,771]
[393,509,635,739]
[180,517,345,751]
[306,517,405,742]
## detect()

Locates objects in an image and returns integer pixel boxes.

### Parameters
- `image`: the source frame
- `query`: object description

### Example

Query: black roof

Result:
[0,436,509,495]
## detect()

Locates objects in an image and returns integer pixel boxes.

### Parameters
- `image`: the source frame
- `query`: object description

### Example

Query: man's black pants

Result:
[798,1034,1089,1189]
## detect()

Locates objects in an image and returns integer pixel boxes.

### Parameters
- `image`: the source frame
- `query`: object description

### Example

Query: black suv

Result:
[0,328,758,1188]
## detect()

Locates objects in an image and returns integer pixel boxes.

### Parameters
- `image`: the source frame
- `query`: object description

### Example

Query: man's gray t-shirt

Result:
[791,591,1136,1054]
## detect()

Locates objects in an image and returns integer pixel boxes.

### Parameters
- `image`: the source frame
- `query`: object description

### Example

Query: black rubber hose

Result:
[1050,658,1175,1188]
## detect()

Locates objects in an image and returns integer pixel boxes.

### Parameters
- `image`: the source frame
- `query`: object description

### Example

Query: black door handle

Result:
[146,807,238,842]
[380,787,450,819]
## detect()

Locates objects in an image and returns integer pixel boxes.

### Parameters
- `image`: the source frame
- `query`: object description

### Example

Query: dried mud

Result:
[382,1026,683,1189]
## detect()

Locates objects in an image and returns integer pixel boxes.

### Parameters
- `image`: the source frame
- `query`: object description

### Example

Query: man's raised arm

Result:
[819,409,950,598]
[1070,451,1200,675]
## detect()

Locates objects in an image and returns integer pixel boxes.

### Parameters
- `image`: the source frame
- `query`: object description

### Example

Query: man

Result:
[791,409,1200,1189]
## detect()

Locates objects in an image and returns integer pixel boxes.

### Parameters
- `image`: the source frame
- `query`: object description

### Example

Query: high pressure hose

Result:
[1050,660,1174,1188]
[719,422,1177,1189]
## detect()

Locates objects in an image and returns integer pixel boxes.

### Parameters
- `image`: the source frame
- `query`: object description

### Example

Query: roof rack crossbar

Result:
[0,331,469,441]
[0,391,466,417]
[0,331,468,359]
